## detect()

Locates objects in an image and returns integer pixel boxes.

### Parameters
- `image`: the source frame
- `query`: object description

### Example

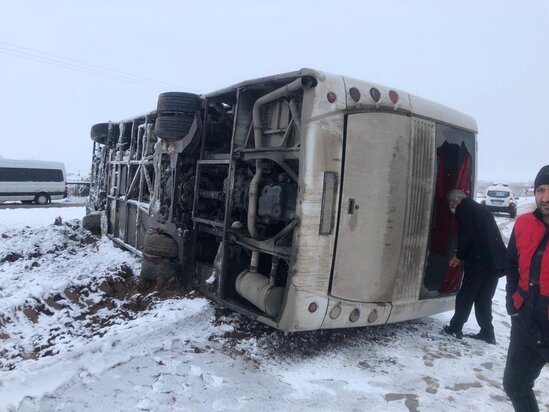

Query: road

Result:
[0,201,87,210]
[495,199,536,243]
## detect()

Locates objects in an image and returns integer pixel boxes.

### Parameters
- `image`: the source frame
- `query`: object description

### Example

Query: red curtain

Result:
[437,144,471,293]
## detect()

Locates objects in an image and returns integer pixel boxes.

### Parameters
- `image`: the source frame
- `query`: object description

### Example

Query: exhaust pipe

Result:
[235,270,284,317]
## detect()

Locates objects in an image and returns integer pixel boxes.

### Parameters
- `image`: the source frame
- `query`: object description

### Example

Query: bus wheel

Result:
[35,193,50,205]
[156,92,200,115]
[140,256,179,281]
[90,123,109,145]
[143,230,179,258]
[82,213,102,231]
[154,115,195,140]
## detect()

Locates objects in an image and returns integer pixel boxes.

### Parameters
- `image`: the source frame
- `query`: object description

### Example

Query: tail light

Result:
[369,87,381,102]
[349,308,360,322]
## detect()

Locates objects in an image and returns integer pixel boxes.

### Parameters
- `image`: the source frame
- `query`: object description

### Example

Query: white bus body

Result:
[87,69,477,332]
[0,159,67,204]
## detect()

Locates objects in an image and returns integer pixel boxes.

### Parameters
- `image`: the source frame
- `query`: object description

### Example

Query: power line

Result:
[0,41,199,92]
[0,42,190,90]
[0,47,166,89]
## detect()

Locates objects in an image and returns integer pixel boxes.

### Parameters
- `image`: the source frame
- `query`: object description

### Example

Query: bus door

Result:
[331,113,427,304]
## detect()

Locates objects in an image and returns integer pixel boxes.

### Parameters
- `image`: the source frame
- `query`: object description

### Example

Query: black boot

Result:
[443,325,463,339]
[467,330,496,344]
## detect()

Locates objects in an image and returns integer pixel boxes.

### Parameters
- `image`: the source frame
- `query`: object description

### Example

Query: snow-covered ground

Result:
[1,201,548,412]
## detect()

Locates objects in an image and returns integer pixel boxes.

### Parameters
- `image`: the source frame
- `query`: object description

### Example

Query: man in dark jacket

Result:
[442,189,507,343]
[503,165,549,412]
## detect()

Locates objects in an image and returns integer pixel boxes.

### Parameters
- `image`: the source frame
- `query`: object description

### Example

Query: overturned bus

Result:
[85,68,477,332]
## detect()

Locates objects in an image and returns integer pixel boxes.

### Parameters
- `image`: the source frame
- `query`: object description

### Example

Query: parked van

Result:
[0,159,67,204]
[86,68,477,332]
[481,183,517,218]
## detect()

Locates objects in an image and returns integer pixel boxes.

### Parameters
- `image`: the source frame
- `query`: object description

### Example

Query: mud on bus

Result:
[85,68,477,332]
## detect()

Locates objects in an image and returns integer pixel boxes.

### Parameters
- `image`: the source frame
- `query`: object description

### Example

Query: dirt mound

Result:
[0,221,192,371]
[1,263,191,370]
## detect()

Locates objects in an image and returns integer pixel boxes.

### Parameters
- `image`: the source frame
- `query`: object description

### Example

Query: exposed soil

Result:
[1,252,23,263]
[0,222,191,370]
[206,300,425,365]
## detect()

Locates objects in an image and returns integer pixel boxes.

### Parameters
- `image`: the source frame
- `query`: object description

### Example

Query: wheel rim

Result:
[37,195,48,205]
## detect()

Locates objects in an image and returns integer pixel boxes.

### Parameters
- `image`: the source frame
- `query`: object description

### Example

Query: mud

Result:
[0,222,190,371]
[1,252,23,263]
[385,393,420,412]
[1,265,191,370]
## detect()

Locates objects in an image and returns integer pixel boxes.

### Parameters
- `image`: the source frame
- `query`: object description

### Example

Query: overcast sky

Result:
[1,0,547,182]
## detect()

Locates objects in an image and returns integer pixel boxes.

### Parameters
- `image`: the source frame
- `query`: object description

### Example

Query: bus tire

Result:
[157,92,200,115]
[82,213,102,230]
[140,258,155,280]
[143,230,179,258]
[140,256,179,280]
[35,193,50,205]
[90,123,109,145]
[154,115,195,140]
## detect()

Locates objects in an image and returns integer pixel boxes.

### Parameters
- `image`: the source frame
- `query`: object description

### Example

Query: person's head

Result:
[534,165,549,223]
[447,189,466,214]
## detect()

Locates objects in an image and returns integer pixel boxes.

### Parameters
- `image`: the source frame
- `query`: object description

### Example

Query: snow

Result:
[1,202,548,412]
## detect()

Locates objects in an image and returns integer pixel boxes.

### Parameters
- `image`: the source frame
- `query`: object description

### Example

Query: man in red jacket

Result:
[503,165,549,412]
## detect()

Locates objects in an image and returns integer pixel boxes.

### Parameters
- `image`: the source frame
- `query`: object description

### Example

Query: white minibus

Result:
[0,159,67,204]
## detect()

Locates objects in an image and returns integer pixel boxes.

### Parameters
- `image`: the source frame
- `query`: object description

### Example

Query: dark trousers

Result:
[449,270,499,333]
[503,318,548,412]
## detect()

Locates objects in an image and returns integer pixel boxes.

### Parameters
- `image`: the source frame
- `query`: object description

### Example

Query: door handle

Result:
[347,198,358,214]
